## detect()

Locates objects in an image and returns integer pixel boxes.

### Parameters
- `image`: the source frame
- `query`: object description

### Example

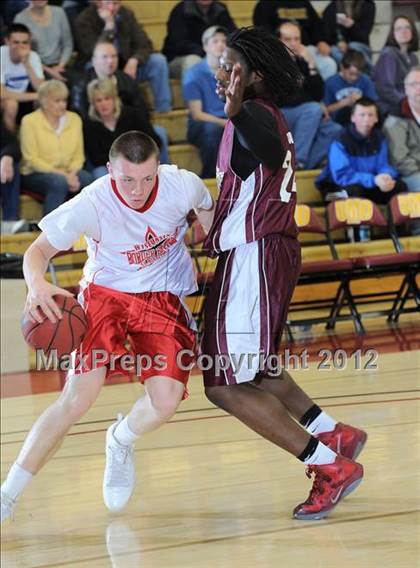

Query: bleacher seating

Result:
[125,1,255,51]
[2,0,419,347]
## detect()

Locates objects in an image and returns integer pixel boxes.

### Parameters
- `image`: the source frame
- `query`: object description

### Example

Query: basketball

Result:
[21,295,88,358]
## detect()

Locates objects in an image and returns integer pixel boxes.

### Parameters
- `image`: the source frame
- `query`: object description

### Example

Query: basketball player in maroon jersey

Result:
[202,27,367,520]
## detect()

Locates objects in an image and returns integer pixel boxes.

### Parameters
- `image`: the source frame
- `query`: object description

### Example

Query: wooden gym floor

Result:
[1,321,419,568]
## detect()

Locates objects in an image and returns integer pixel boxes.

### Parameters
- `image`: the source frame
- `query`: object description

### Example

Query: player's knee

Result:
[149,392,180,420]
[58,391,93,421]
[205,385,231,410]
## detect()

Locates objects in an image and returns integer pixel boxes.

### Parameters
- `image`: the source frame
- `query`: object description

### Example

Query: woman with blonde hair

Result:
[20,79,93,214]
[84,78,168,179]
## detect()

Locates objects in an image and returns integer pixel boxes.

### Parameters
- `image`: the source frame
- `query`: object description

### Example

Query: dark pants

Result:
[344,179,407,204]
[1,163,20,220]
[22,170,94,215]
[188,120,224,179]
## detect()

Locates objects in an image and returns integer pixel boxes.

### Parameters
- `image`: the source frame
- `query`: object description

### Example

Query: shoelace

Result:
[305,467,330,501]
[106,443,133,487]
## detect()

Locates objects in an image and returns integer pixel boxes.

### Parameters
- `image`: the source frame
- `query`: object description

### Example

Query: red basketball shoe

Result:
[316,423,368,460]
[293,455,363,520]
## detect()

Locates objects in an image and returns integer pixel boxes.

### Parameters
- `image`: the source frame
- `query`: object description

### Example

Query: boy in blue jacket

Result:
[316,98,406,204]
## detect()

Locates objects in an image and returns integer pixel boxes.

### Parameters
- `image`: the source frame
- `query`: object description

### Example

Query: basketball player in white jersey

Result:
[1,131,214,522]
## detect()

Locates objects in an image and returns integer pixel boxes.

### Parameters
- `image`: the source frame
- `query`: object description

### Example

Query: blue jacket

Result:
[316,124,398,190]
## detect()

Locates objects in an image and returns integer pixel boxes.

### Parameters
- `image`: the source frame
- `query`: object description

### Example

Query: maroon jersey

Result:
[204,98,298,256]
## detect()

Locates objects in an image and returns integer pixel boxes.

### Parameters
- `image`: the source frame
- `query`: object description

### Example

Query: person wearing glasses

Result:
[373,16,419,115]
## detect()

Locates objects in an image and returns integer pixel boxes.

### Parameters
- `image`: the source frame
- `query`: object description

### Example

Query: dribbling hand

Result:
[25,280,74,324]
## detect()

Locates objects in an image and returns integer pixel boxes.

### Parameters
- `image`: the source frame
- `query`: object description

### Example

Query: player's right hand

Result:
[25,281,74,324]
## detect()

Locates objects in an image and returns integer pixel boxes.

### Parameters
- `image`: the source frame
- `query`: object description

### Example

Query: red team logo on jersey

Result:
[121,226,178,269]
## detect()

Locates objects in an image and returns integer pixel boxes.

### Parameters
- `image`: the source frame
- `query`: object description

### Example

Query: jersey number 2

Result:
[279,150,296,203]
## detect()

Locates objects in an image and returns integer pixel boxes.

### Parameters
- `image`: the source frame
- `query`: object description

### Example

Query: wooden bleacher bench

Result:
[140,79,185,110]
[151,108,188,143]
[125,0,255,51]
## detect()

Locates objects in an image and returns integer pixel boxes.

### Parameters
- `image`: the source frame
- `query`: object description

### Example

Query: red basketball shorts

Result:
[72,283,196,387]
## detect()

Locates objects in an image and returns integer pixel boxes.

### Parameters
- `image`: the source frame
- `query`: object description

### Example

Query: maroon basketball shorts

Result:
[202,234,301,386]
[72,283,195,389]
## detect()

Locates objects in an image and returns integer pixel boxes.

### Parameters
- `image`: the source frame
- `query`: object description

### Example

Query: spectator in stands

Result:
[74,0,171,113]
[163,0,236,79]
[324,49,378,126]
[278,21,342,170]
[383,67,420,228]
[183,26,227,178]
[0,23,44,132]
[62,0,89,37]
[373,16,419,116]
[71,40,169,165]
[316,98,406,206]
[72,40,148,117]
[253,0,337,80]
[1,115,21,224]
[322,0,375,70]
[84,78,168,179]
[14,1,74,82]
[20,80,93,215]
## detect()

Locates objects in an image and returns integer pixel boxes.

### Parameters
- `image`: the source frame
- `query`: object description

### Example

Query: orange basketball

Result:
[21,295,87,358]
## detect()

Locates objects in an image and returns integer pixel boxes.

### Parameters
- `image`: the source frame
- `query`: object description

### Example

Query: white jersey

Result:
[39,165,213,296]
[0,46,44,92]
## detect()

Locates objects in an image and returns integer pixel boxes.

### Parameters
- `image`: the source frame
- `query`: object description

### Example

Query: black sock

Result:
[299,404,322,428]
[297,436,319,462]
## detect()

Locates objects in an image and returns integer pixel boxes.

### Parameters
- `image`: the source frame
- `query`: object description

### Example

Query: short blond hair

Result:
[87,77,121,122]
[38,80,69,108]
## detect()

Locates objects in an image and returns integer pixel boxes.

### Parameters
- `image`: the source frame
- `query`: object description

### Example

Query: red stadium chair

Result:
[326,197,420,323]
[288,204,364,339]
[387,193,420,321]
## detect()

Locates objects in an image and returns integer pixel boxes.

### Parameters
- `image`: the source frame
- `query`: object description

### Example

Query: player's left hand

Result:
[224,63,245,118]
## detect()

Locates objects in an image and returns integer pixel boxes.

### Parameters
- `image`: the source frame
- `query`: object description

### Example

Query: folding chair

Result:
[326,197,420,323]
[387,193,420,322]
[287,204,364,340]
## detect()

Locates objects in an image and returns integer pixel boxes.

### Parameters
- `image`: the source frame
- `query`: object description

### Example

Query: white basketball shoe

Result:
[103,415,136,512]
[1,490,16,523]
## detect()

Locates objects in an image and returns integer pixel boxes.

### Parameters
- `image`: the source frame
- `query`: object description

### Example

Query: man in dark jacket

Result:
[74,0,171,112]
[163,0,236,78]
[253,0,336,79]
[279,21,342,169]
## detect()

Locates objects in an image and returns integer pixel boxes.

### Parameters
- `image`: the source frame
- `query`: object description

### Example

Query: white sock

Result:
[113,417,139,447]
[1,462,33,501]
[306,411,337,436]
[304,441,337,465]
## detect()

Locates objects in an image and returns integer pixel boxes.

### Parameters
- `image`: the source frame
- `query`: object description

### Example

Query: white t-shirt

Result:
[0,45,44,92]
[38,165,213,296]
